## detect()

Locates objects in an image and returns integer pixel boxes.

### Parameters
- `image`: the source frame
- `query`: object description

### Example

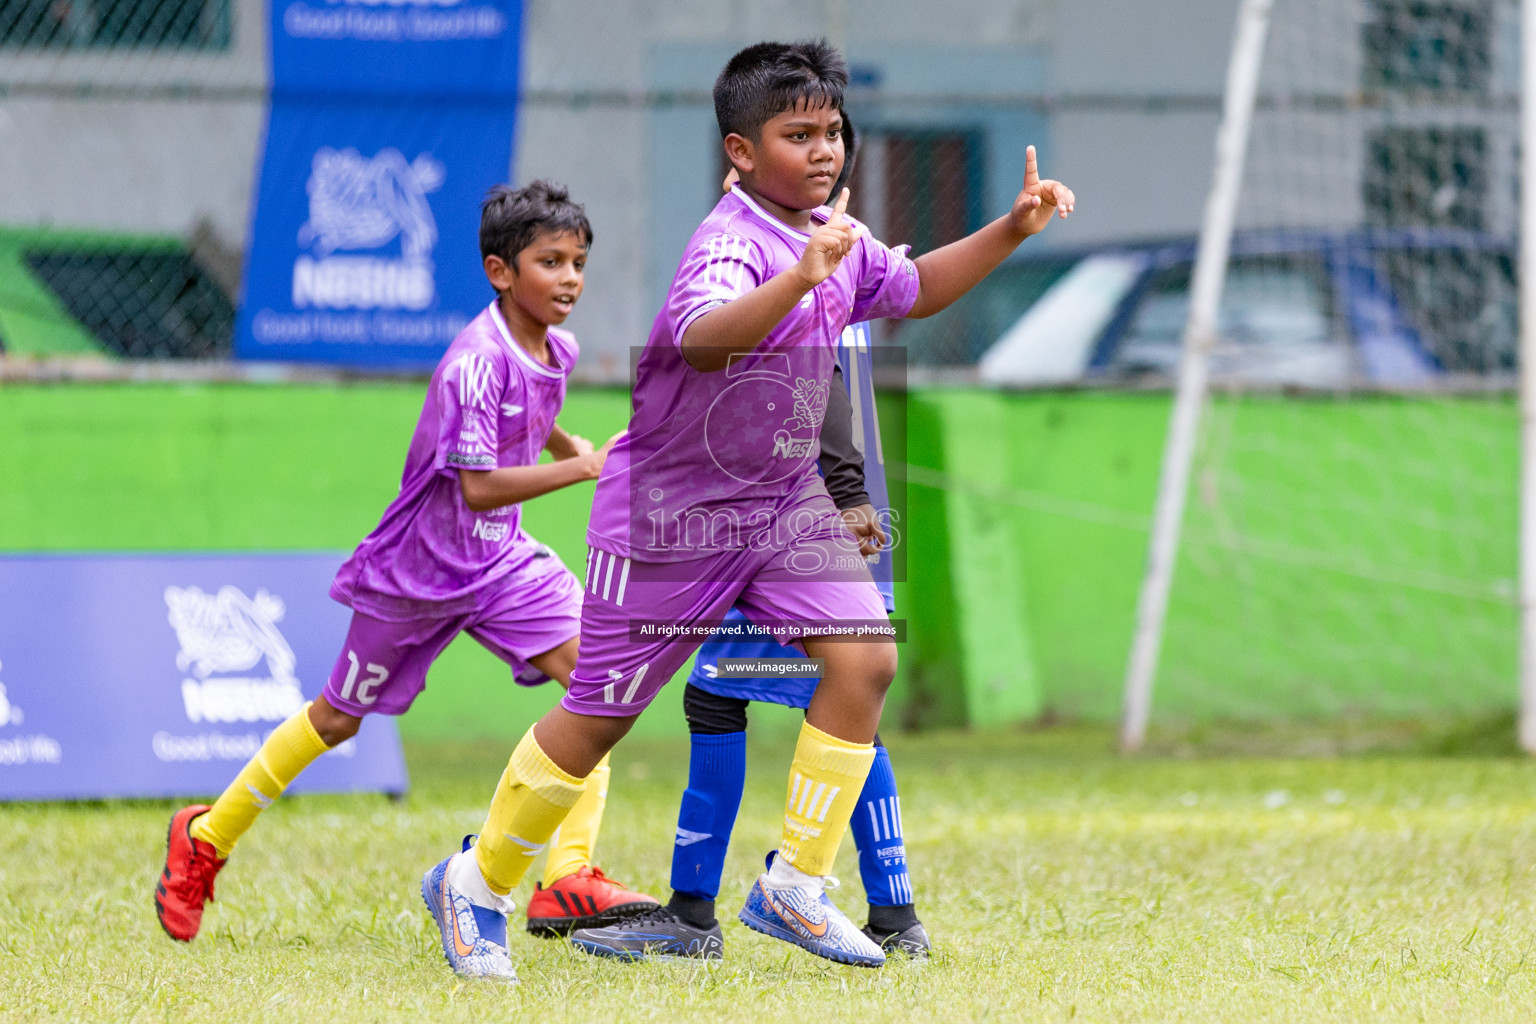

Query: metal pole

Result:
[1519,0,1536,752]
[1120,0,1274,752]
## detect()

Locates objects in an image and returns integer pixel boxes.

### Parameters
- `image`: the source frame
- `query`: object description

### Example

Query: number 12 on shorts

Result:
[603,664,649,705]
[340,651,389,706]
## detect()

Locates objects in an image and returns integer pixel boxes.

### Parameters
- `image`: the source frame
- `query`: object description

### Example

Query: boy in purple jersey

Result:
[425,40,1074,977]
[570,121,928,964]
[156,181,658,957]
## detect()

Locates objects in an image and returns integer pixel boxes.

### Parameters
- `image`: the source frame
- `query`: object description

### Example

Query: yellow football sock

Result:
[779,722,876,876]
[190,702,332,858]
[542,753,610,887]
[475,727,587,896]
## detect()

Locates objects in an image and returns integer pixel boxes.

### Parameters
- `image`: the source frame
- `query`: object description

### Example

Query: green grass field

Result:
[6,724,1536,1023]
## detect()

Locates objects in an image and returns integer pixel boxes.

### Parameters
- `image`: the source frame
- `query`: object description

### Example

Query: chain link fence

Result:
[0,0,261,359]
[1,0,1522,378]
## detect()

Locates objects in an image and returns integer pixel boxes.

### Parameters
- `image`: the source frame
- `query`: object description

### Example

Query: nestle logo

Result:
[290,147,443,311]
[292,256,434,310]
[472,519,509,542]
[772,434,815,459]
[164,584,306,725]
[182,678,305,723]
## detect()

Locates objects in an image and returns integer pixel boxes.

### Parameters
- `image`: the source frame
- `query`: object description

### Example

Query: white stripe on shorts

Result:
[621,663,649,704]
[614,557,631,605]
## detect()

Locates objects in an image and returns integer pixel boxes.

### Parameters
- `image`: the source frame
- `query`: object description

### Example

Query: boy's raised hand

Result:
[1008,145,1076,240]
[796,187,862,288]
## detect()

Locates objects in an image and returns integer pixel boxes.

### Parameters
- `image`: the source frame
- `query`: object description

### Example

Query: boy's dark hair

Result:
[831,111,857,196]
[713,40,848,141]
[479,180,592,266]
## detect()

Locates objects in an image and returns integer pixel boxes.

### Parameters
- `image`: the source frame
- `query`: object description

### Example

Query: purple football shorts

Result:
[322,546,580,717]
[562,509,889,717]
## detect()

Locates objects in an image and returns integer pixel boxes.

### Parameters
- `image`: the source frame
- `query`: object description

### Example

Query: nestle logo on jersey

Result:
[772,434,816,459]
[472,519,509,542]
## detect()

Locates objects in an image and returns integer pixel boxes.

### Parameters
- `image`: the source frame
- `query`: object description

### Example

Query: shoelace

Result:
[612,904,686,929]
[179,847,218,904]
[581,866,627,887]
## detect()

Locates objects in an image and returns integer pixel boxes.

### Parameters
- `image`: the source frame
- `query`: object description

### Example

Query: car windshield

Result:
[1108,254,1348,386]
[895,255,1078,365]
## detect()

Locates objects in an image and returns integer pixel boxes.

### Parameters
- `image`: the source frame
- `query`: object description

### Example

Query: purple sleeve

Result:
[549,326,581,370]
[434,350,510,472]
[850,237,921,323]
[668,232,766,348]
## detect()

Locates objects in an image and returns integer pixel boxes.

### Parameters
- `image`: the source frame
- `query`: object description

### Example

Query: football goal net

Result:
[1122,0,1526,746]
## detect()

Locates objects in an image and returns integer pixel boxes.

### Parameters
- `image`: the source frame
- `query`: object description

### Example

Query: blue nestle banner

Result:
[0,555,408,801]
[270,0,521,100]
[235,0,522,366]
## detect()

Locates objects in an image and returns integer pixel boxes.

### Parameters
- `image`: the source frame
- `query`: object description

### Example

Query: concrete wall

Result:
[0,0,267,248]
[0,0,1226,367]
[518,0,1056,369]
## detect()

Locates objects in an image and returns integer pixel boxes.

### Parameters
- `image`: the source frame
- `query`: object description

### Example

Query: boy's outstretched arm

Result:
[681,188,862,372]
[544,422,594,461]
[906,145,1074,320]
[458,431,621,512]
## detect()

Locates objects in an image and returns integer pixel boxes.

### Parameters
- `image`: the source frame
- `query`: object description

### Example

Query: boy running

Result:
[424,40,1073,977]
[155,181,658,950]
[572,321,929,961]
[571,118,929,962]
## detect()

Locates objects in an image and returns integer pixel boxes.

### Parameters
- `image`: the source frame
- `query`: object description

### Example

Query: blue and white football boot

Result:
[421,836,519,981]
[739,852,886,968]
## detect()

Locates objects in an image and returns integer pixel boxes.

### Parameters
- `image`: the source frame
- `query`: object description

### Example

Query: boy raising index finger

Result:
[427,39,1074,977]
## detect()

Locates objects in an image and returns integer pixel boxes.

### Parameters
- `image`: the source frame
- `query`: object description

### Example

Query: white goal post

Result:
[1519,0,1536,752]
[1120,0,1276,752]
[1121,0,1531,750]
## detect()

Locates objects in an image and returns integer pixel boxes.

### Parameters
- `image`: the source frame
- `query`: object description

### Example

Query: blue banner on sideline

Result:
[0,555,407,801]
[235,0,523,367]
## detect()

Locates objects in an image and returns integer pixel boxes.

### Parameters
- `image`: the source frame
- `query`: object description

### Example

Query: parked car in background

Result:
[898,229,1516,387]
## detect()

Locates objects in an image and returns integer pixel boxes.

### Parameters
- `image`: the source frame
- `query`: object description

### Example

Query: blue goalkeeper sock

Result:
[850,744,916,909]
[668,731,746,905]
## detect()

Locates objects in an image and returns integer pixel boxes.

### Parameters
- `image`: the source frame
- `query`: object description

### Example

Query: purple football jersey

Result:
[331,300,579,620]
[586,186,919,561]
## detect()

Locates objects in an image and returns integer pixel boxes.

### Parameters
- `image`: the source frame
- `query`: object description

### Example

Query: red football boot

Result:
[525,866,660,937]
[155,804,227,941]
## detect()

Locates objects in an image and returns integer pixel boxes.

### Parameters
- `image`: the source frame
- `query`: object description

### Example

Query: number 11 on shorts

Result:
[603,664,649,705]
